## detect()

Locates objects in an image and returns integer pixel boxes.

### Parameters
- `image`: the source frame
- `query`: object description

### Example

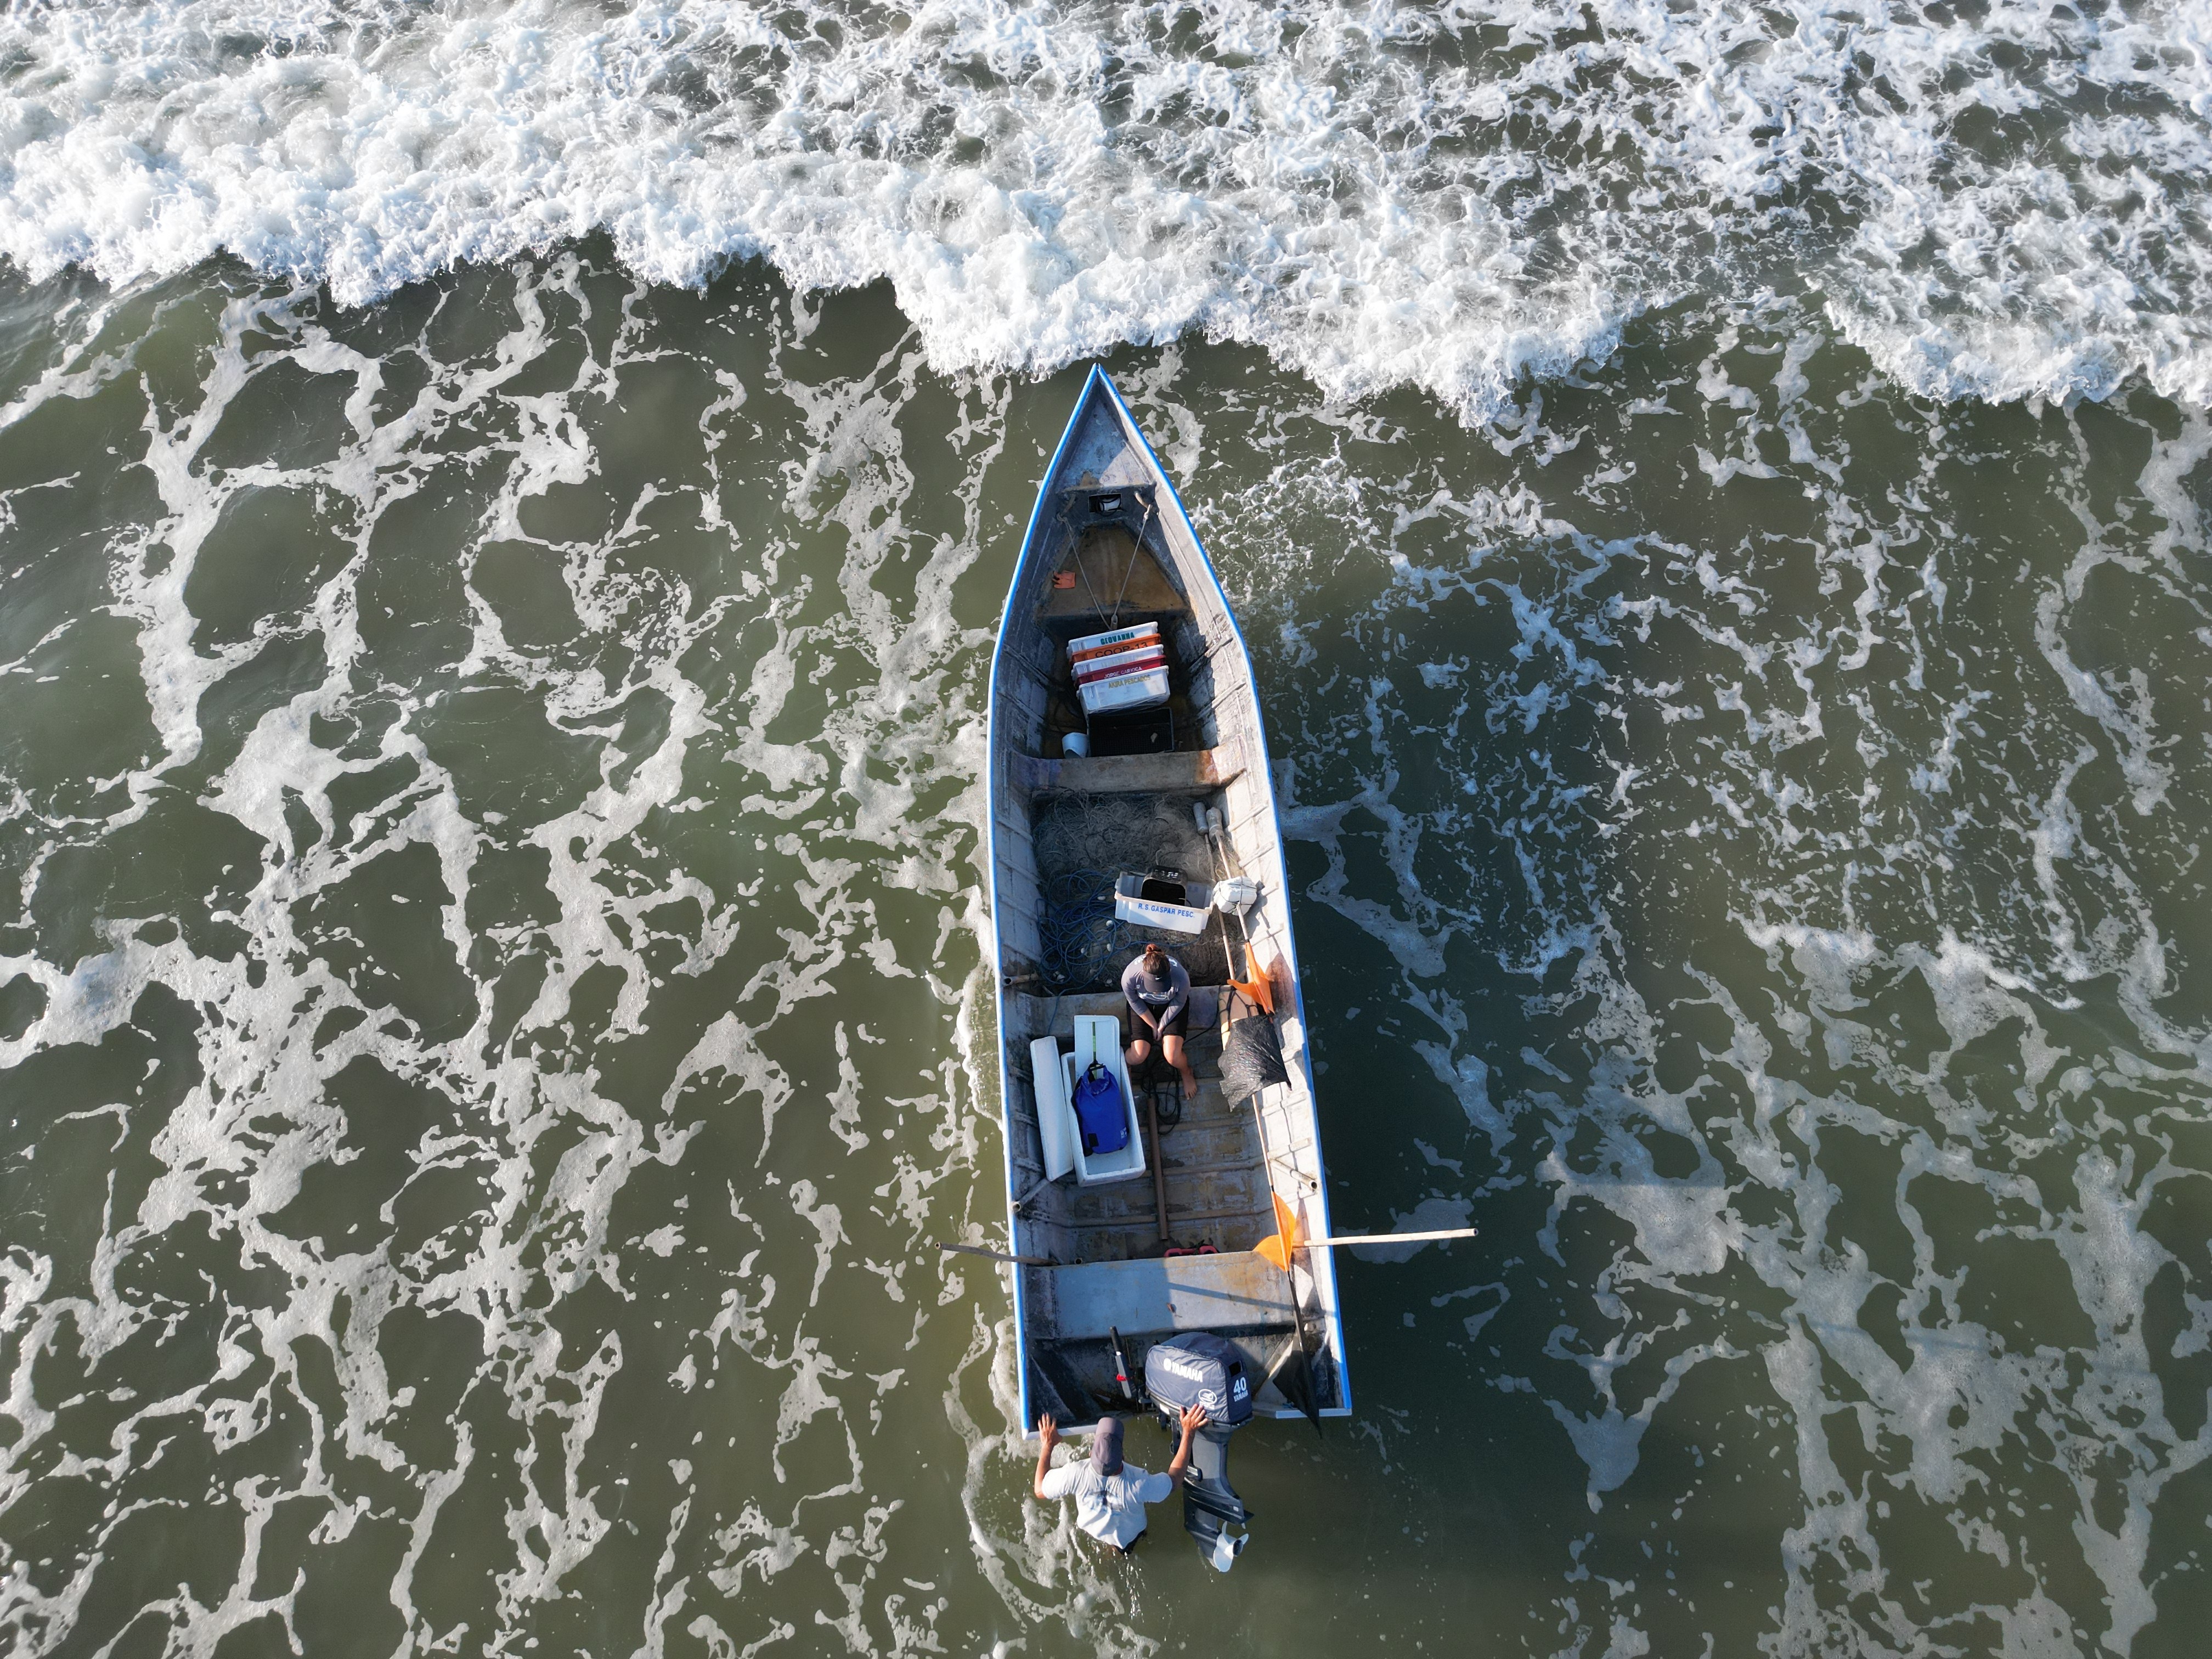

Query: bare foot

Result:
[1181,1073,1199,1100]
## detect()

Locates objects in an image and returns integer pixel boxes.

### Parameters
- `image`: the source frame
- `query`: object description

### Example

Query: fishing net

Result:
[1031,792,1233,991]
[1032,791,1211,877]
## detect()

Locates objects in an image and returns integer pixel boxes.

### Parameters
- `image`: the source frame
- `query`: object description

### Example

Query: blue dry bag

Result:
[1071,1060,1128,1156]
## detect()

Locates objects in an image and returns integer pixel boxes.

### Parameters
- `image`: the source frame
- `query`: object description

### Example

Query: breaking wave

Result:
[1,0,2209,421]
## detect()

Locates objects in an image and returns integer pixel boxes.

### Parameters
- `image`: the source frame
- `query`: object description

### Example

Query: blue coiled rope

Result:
[1039,869,1126,993]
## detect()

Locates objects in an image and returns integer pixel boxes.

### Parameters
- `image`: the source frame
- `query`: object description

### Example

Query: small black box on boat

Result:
[1087,706,1174,757]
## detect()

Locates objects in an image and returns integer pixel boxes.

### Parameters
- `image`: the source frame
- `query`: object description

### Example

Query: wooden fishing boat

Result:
[983,367,1352,1561]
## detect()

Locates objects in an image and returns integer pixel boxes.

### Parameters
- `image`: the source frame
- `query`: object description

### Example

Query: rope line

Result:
[1039,869,1126,994]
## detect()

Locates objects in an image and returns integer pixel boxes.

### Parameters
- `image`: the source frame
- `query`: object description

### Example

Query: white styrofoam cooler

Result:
[1062,1017,1147,1184]
[1112,872,1211,935]
[1029,1019,1147,1187]
[1069,622,1170,718]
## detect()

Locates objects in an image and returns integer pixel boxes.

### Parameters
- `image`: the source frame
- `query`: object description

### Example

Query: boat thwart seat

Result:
[1012,738,1246,795]
[1034,1251,1297,1341]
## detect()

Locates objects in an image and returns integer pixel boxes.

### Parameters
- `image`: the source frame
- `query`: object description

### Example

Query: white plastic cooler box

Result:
[1068,622,1170,717]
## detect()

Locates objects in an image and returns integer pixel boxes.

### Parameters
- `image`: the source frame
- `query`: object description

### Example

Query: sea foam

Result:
[1,0,2207,420]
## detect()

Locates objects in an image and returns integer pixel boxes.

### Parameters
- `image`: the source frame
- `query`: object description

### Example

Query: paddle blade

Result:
[1282,1344,1324,1438]
[1273,1192,1302,1250]
[1255,1192,1302,1271]
[1234,944,1276,1014]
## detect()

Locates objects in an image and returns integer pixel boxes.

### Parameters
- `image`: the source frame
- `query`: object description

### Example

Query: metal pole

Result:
[1147,1088,1170,1245]
[1302,1227,1480,1249]
[938,1241,1058,1268]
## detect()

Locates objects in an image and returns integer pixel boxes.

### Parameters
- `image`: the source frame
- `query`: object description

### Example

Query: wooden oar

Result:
[1145,1084,1171,1246]
[1256,1195,1475,1271]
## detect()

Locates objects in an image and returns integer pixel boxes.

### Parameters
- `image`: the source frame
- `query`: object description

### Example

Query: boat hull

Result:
[983,368,1351,1432]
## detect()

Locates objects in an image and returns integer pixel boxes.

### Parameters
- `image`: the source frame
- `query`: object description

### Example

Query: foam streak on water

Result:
[0,1,2209,422]
[1206,315,2212,1651]
[0,261,1031,1657]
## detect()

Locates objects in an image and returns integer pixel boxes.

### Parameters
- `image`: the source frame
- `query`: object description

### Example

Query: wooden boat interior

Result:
[989,380,1348,1429]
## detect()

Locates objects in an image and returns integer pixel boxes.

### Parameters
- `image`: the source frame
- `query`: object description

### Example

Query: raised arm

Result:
[1031,1414,1059,1499]
[1165,1404,1207,1482]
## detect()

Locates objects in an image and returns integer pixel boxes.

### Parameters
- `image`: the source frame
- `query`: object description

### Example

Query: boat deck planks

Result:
[1035,523,1190,623]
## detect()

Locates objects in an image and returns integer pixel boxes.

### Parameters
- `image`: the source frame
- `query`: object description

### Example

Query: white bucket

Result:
[1062,732,1090,758]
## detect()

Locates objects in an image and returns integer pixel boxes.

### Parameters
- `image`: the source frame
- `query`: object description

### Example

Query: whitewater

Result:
[2,0,2209,420]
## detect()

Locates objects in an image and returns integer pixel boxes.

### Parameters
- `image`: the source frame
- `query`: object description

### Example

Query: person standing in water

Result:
[1032,1408,1209,1553]
[1121,941,1198,1098]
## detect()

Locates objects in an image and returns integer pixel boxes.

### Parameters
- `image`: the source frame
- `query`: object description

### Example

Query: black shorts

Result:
[1124,1005,1188,1046]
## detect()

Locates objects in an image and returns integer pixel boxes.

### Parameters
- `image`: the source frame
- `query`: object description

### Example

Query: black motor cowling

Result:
[1144,1333,1253,1569]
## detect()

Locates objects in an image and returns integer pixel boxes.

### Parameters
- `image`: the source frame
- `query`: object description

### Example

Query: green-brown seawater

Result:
[3,248,2211,1657]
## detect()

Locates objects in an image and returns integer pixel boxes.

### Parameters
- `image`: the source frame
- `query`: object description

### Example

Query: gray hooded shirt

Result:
[1121,954,1190,1031]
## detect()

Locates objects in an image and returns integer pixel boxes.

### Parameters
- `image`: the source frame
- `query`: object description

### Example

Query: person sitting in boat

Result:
[1032,1408,1209,1554]
[1122,941,1198,1099]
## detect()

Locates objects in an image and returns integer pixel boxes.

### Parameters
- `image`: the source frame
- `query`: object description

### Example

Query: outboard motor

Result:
[1144,1333,1254,1570]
